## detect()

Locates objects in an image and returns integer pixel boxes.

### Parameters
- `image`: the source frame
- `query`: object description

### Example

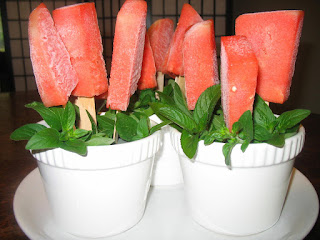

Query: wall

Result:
[233,0,320,114]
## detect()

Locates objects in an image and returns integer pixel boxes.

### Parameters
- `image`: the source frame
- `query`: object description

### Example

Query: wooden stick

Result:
[75,97,96,130]
[156,71,164,92]
[113,110,119,144]
[175,76,185,96]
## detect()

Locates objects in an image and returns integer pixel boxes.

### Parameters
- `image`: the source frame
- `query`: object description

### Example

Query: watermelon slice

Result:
[52,2,108,97]
[183,20,219,110]
[220,35,258,130]
[235,10,304,104]
[163,4,203,77]
[147,18,174,73]
[138,33,157,90]
[107,0,147,110]
[28,3,78,107]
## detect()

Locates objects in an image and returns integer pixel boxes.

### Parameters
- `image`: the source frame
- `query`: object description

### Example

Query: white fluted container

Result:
[171,126,305,236]
[149,115,183,186]
[33,128,161,238]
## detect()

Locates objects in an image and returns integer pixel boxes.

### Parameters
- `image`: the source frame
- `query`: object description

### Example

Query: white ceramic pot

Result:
[171,126,305,236]
[33,128,161,238]
[149,115,183,186]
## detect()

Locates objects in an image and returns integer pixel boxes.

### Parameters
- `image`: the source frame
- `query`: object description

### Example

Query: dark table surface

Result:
[0,90,319,240]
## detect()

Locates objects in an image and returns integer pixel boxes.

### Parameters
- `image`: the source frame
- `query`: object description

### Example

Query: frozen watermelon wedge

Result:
[163,4,203,77]
[235,10,304,103]
[28,3,78,107]
[138,33,157,90]
[147,18,174,73]
[52,2,108,97]
[220,36,258,130]
[107,0,147,110]
[183,20,219,110]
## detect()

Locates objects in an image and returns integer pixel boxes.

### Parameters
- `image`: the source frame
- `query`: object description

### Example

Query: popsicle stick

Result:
[75,97,96,130]
[175,76,185,96]
[156,71,164,92]
[113,110,119,144]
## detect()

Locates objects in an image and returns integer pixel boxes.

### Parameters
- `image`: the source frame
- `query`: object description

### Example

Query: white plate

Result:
[14,168,319,240]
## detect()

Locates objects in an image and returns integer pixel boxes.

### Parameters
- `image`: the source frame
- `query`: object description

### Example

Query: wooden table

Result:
[0,91,319,239]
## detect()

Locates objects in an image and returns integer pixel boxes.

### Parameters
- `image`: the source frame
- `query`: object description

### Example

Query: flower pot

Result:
[149,115,183,186]
[33,128,161,238]
[171,126,305,236]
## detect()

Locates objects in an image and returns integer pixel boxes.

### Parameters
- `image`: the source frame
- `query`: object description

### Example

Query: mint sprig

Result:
[11,101,114,155]
[151,82,310,168]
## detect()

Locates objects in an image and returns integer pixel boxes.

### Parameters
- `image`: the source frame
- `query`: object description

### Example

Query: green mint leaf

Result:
[10,123,47,141]
[97,115,115,138]
[173,82,193,118]
[267,133,285,148]
[134,106,154,117]
[241,140,250,152]
[104,110,117,121]
[236,110,254,143]
[204,126,232,145]
[60,139,87,155]
[253,124,273,141]
[26,102,63,131]
[59,131,70,141]
[136,116,149,139]
[253,95,276,128]
[149,120,172,135]
[222,141,237,168]
[72,129,91,139]
[150,102,198,133]
[181,129,199,159]
[139,89,156,106]
[86,136,114,146]
[116,113,138,142]
[232,121,242,133]
[62,102,76,132]
[209,109,225,131]
[276,109,311,133]
[204,131,221,145]
[157,91,175,105]
[193,85,221,131]
[86,110,98,135]
[26,128,60,150]
[162,79,175,96]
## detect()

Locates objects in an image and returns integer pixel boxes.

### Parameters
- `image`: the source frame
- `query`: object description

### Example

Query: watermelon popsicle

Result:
[53,2,108,129]
[107,0,147,111]
[183,20,219,110]
[220,36,258,130]
[235,10,304,104]
[163,4,202,94]
[28,3,78,107]
[138,33,157,90]
[147,18,174,91]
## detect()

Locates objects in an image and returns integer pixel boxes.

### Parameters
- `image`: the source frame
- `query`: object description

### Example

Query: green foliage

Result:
[151,82,310,168]
[11,88,164,155]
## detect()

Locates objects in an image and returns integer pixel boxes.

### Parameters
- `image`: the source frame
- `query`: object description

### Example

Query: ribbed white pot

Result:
[149,115,183,186]
[33,127,162,238]
[171,126,305,236]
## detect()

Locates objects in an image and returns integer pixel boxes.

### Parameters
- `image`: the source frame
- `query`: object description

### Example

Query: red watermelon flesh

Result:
[220,36,258,130]
[138,33,157,90]
[235,10,304,104]
[163,4,203,77]
[28,3,78,107]
[52,2,108,97]
[107,0,147,111]
[183,20,219,110]
[147,18,174,73]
